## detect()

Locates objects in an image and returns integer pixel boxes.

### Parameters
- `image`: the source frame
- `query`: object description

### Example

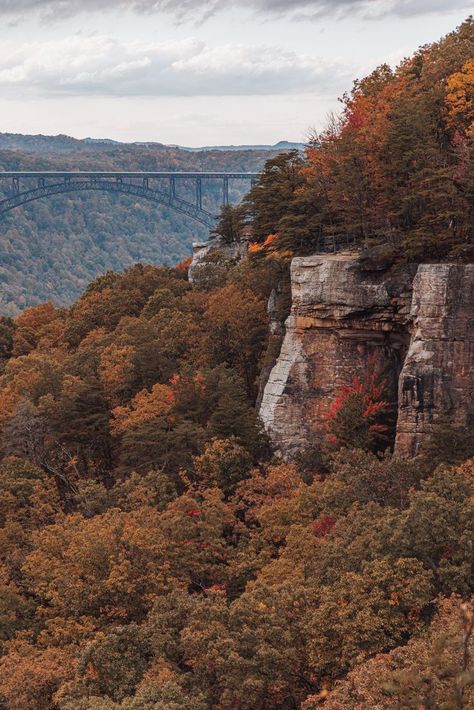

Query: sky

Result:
[0,0,471,146]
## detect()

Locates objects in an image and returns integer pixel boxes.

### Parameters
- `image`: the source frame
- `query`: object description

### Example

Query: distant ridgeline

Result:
[0,136,282,315]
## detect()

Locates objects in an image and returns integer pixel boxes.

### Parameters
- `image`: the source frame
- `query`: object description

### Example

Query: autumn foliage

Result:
[243,19,474,261]
[326,359,390,452]
[0,19,473,710]
[0,255,471,710]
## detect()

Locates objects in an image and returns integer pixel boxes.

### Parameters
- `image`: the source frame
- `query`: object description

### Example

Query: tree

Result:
[0,641,76,710]
[328,449,426,508]
[419,417,474,471]
[210,204,247,244]
[205,285,268,400]
[307,557,434,679]
[316,596,474,710]
[193,438,253,496]
[446,58,474,136]
[243,150,305,243]
[0,316,16,365]
[70,626,153,703]
[326,360,390,453]
[21,508,171,625]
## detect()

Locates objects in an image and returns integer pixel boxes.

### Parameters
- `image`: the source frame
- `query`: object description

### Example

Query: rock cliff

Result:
[188,237,248,288]
[259,255,474,459]
[395,264,474,457]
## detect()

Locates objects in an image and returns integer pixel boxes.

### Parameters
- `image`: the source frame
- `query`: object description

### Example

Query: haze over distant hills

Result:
[0,133,304,156]
[175,141,305,152]
[0,132,294,315]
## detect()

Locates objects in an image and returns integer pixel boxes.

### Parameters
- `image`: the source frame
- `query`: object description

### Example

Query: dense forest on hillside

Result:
[0,140,274,315]
[0,255,473,710]
[0,19,473,710]
[228,18,474,263]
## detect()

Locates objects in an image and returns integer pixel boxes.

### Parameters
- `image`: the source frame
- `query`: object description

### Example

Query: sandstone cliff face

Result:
[394,264,474,457]
[259,256,474,459]
[259,254,415,457]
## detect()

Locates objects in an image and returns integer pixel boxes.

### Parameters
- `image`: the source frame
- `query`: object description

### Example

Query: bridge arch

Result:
[0,172,259,230]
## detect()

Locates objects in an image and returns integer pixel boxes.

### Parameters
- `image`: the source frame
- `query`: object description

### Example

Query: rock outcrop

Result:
[259,255,474,459]
[394,264,474,457]
[259,254,415,457]
[188,237,248,288]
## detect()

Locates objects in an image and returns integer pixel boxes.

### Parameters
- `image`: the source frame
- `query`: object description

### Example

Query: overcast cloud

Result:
[0,35,349,96]
[0,0,469,144]
[0,0,469,21]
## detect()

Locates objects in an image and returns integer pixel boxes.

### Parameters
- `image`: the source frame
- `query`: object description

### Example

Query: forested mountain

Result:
[0,133,303,154]
[0,18,472,710]
[0,140,276,315]
[0,253,472,710]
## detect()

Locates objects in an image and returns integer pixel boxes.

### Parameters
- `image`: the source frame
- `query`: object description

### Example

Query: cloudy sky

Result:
[0,0,470,146]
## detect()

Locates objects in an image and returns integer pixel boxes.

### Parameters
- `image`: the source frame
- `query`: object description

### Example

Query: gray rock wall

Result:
[259,254,414,458]
[188,237,248,287]
[394,264,474,457]
[259,256,474,459]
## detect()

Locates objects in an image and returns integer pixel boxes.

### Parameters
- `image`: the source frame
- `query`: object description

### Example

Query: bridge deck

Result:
[0,171,259,180]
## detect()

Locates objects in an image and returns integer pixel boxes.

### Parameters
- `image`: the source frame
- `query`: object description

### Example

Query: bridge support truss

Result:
[0,171,259,229]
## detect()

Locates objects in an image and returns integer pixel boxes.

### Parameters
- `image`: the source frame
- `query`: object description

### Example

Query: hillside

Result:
[0,254,472,710]
[0,139,277,315]
[0,18,472,710]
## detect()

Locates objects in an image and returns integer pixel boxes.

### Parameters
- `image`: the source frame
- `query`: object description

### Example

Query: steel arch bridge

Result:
[0,171,260,229]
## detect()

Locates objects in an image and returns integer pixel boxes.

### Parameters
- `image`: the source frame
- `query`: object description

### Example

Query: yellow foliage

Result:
[446,59,474,136]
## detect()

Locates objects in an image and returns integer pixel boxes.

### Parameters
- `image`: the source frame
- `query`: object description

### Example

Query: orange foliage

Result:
[99,343,136,404]
[0,640,76,710]
[175,255,193,272]
[13,302,65,357]
[446,58,474,136]
[111,383,175,435]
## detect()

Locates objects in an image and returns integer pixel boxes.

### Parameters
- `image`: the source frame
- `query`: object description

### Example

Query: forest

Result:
[0,17,473,710]
[225,18,474,264]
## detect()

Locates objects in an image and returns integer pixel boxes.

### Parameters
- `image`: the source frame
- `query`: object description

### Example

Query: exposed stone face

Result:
[259,255,474,460]
[394,264,474,457]
[259,254,415,458]
[188,237,248,287]
[255,277,292,411]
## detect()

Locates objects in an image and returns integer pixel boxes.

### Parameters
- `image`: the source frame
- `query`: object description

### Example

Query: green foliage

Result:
[0,317,15,365]
[193,438,253,496]
[74,626,153,702]
[420,416,474,471]
[210,204,247,245]
[329,449,426,508]
[242,150,305,243]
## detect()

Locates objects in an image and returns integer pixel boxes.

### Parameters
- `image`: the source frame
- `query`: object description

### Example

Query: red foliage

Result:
[312,515,337,538]
[325,356,390,451]
[187,509,202,518]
